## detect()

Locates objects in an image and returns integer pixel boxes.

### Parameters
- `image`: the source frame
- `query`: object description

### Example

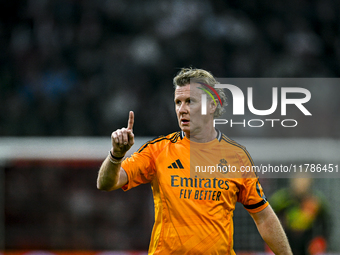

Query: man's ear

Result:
[208,99,217,115]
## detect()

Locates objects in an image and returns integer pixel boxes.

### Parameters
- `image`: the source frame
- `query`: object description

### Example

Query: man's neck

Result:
[184,127,217,143]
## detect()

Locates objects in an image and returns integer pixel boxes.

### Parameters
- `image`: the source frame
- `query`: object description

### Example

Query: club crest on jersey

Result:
[218,159,228,174]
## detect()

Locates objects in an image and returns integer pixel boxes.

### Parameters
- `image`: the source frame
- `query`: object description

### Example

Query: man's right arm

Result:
[97,111,134,191]
[97,152,128,191]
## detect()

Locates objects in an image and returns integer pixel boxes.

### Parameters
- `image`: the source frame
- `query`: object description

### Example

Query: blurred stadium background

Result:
[1,0,340,254]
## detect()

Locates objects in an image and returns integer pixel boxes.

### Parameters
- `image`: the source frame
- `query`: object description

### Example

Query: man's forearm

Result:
[251,206,292,255]
[98,111,134,191]
[97,155,123,191]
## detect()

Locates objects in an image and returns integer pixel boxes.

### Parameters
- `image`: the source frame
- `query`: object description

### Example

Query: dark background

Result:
[1,0,340,252]
[1,0,339,138]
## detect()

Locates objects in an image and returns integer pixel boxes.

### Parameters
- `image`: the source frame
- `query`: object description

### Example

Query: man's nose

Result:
[179,103,189,113]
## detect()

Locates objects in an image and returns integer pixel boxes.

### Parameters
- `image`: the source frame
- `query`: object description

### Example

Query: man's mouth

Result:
[181,118,190,125]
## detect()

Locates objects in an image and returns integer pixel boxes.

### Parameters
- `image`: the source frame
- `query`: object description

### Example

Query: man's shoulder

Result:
[137,131,183,153]
[219,132,255,165]
[219,132,247,151]
[149,131,183,144]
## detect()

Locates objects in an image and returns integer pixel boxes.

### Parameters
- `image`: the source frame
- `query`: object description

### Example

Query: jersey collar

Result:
[180,129,222,142]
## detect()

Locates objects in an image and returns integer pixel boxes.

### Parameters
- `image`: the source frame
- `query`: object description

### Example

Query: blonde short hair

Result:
[173,68,227,117]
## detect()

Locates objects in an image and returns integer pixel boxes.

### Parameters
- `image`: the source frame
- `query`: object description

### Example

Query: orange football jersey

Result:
[121,130,268,254]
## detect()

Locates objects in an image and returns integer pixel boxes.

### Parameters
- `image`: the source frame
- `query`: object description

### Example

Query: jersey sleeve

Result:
[121,142,156,191]
[236,150,269,213]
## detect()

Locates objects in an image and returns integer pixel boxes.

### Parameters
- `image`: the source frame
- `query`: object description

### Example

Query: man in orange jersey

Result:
[97,68,292,254]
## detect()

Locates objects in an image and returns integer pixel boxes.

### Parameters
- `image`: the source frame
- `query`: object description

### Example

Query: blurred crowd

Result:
[1,0,340,137]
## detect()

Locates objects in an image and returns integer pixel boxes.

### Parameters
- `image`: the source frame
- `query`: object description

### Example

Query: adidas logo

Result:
[168,159,184,169]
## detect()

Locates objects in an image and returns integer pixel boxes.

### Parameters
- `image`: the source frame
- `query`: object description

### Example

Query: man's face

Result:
[174,83,213,135]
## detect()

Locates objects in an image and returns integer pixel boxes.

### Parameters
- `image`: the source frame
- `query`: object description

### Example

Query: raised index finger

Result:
[127,111,134,131]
